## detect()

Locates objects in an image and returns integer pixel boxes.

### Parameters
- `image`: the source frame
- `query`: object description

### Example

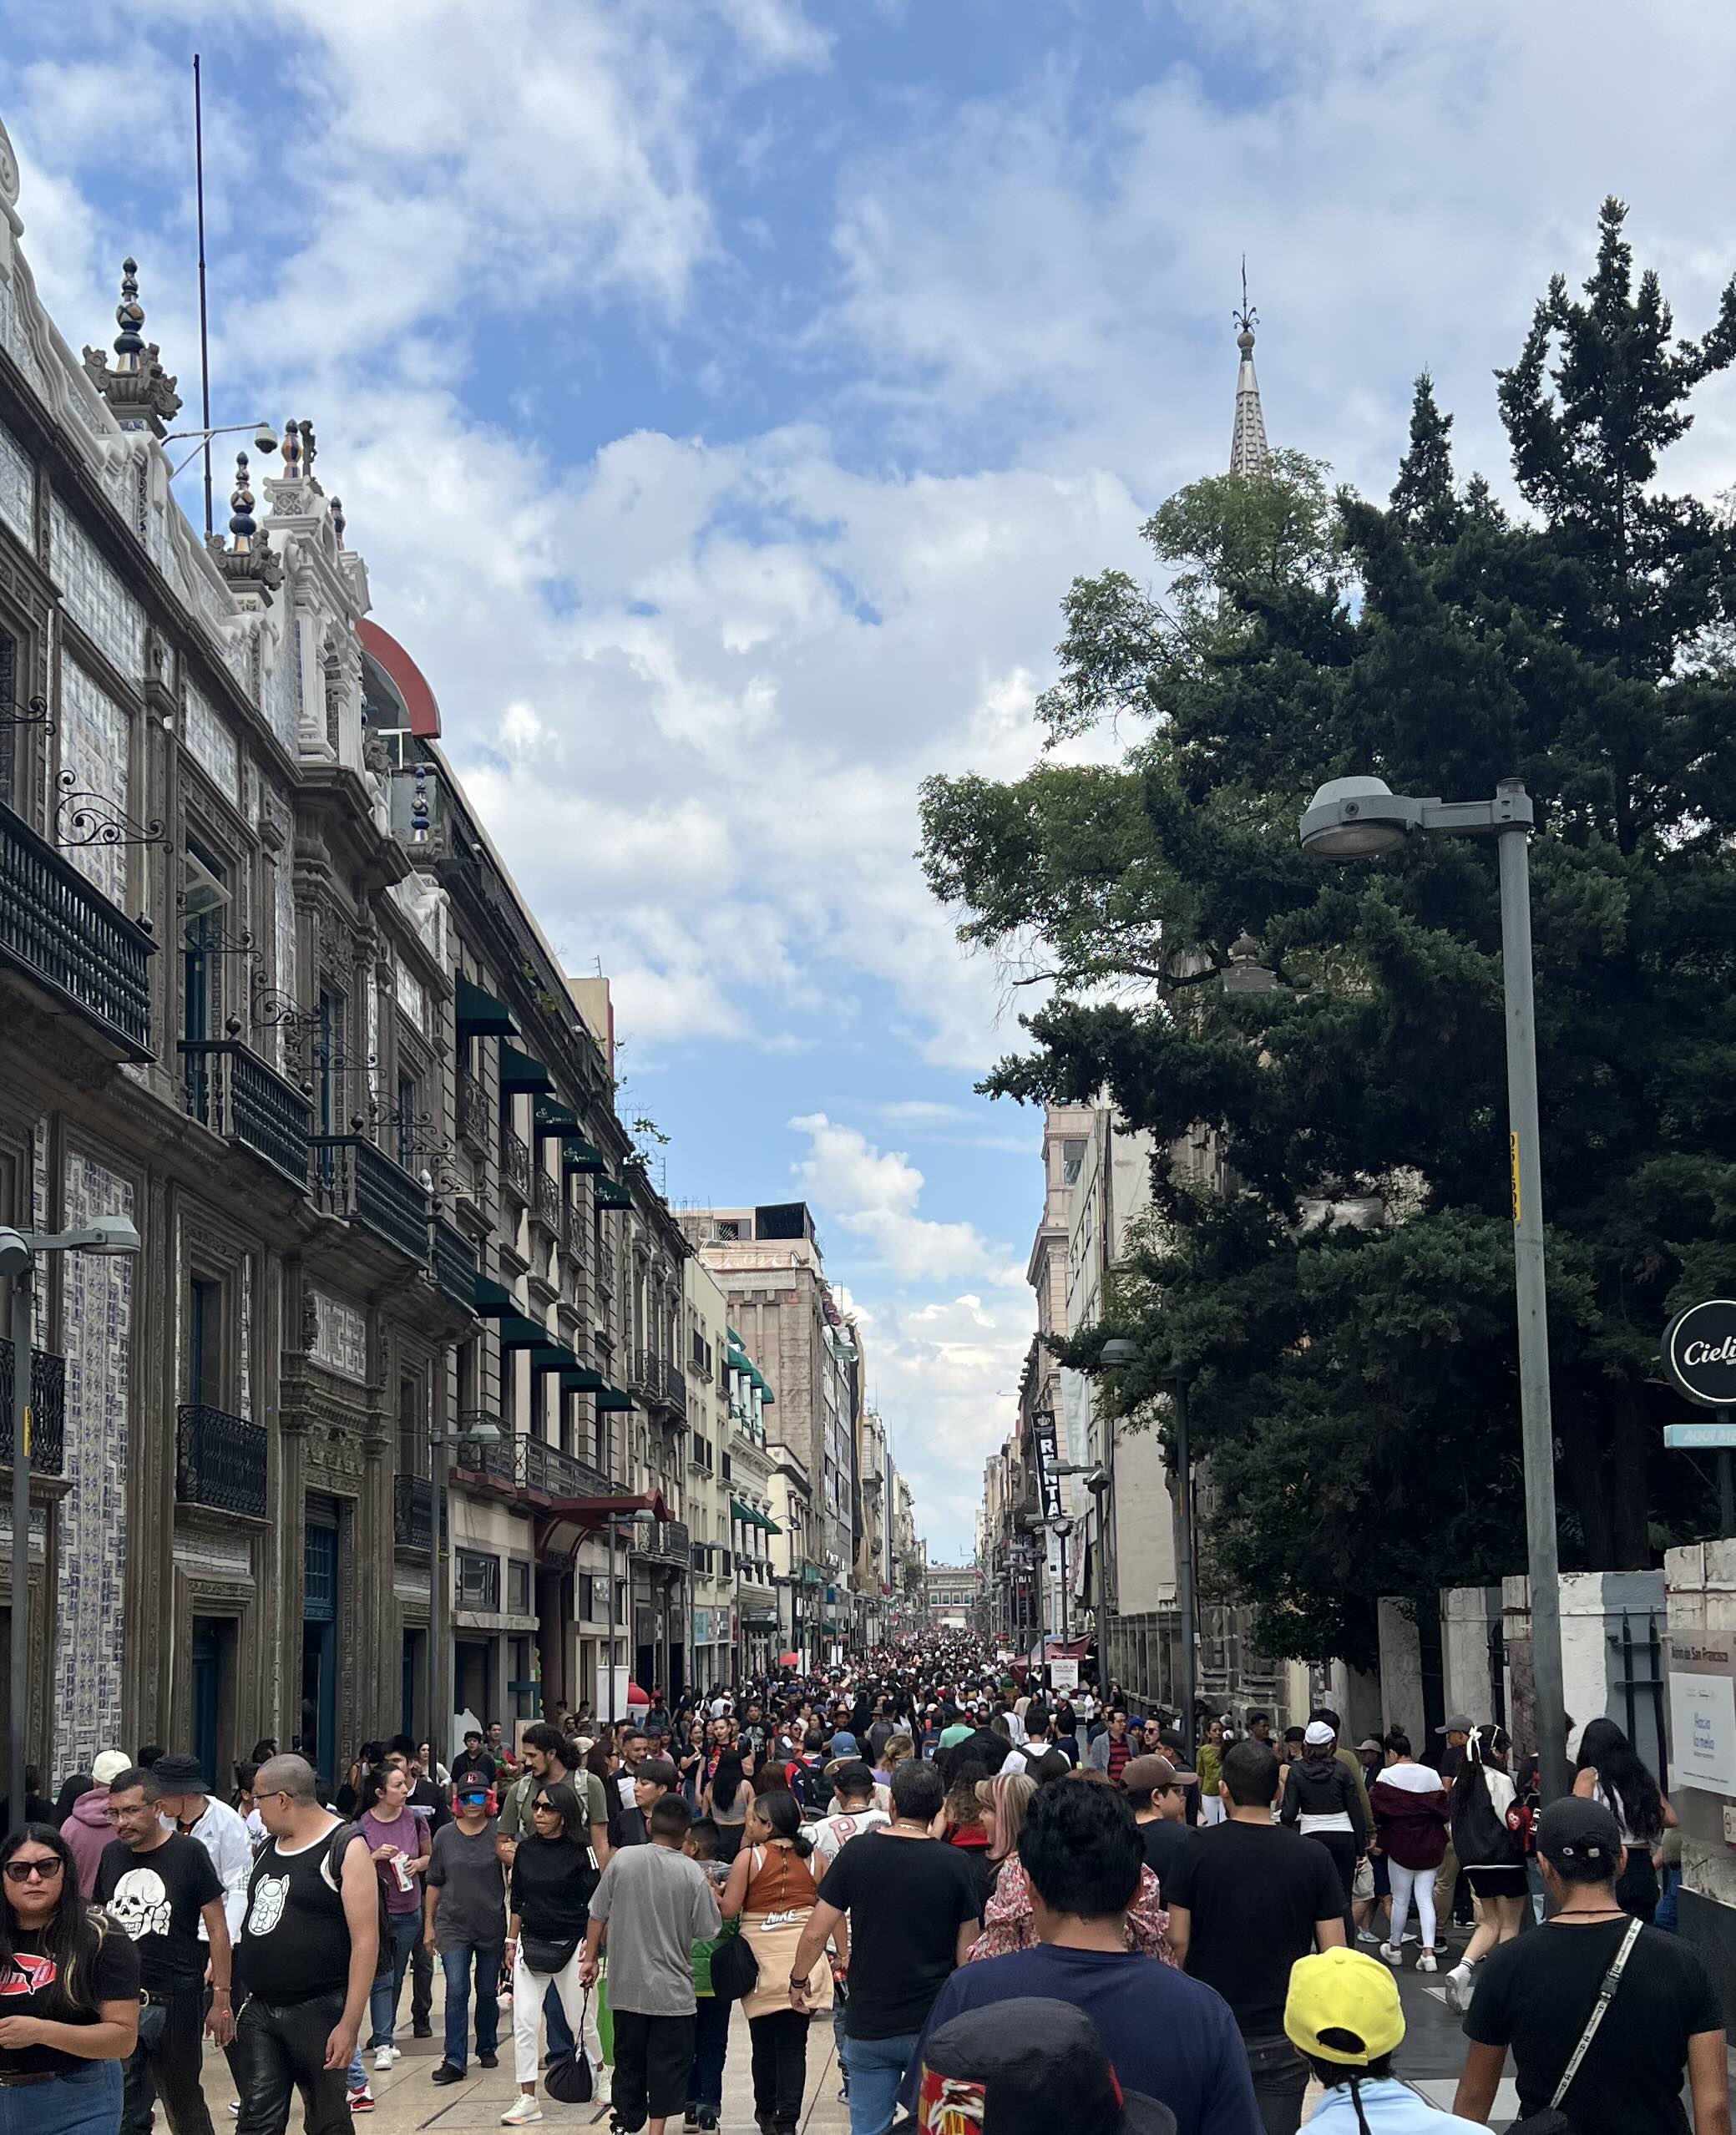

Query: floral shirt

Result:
[965,1853,1176,1965]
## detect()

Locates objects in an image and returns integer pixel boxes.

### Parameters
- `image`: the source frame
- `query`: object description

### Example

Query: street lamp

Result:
[1300,772,1567,1800]
[605,1508,653,1728]
[427,1409,500,1766]
[3,1221,142,1833]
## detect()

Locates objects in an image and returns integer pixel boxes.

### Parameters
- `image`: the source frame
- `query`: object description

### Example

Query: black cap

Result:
[150,1753,210,1793]
[918,1998,1174,2135]
[1535,1798,1623,1872]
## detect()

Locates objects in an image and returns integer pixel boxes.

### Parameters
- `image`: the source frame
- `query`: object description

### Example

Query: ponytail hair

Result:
[755,1787,814,1857]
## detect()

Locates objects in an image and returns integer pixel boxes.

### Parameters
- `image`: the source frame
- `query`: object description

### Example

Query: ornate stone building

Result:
[0,112,686,1790]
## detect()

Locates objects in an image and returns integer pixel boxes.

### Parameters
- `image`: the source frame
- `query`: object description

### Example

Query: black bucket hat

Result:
[916,1998,1175,2135]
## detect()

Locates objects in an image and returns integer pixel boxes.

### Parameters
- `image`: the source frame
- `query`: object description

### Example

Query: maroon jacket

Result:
[62,1786,114,1898]
[1370,1769,1450,1870]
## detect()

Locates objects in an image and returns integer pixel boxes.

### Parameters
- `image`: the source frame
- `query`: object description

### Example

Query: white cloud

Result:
[789,1114,1024,1287]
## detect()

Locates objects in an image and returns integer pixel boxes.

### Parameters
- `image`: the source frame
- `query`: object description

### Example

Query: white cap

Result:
[1303,1720,1336,1748]
[92,1749,131,1786]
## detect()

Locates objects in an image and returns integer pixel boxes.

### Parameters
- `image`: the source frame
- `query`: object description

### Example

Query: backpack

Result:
[327,1822,394,1978]
[1453,1773,1524,1869]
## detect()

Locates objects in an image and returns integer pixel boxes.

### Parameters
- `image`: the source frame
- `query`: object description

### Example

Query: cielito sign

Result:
[1663,1300,1736,1409]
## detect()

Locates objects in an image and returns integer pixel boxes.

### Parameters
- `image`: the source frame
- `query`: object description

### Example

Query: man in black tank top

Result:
[231,1754,380,2135]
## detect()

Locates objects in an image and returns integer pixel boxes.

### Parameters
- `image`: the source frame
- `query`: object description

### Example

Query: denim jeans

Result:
[440,1942,504,2072]
[689,1995,731,2110]
[843,2031,920,2135]
[1243,2032,1308,2135]
[0,2059,122,2135]
[123,1983,216,2135]
[368,1911,421,2048]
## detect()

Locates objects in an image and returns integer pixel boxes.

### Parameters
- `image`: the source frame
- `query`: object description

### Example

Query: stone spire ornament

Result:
[229,452,256,553]
[81,255,183,436]
[330,497,346,547]
[213,449,284,594]
[1228,259,1269,477]
[280,419,302,479]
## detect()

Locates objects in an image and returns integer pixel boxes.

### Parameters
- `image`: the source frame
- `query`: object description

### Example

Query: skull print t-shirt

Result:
[96,1834,225,1991]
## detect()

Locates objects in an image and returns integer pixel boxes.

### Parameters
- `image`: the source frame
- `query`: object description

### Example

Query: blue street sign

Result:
[1665,1422,1736,1449]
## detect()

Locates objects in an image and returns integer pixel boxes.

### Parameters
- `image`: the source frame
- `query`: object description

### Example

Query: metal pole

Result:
[1172,1374,1197,1762]
[607,1516,619,1729]
[1496,794,1568,1803]
[427,1430,446,1768]
[192,57,215,541]
[1058,1526,1070,1648]
[9,1261,34,1835]
[1719,1409,1734,1535]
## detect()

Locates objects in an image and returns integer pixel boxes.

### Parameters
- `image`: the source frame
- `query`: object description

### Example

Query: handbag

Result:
[520,1932,581,1976]
[1507,1916,1641,2135]
[709,1919,760,2001]
[544,1992,595,2105]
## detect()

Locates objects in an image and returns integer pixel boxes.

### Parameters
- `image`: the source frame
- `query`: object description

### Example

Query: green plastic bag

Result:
[596,1965,613,2066]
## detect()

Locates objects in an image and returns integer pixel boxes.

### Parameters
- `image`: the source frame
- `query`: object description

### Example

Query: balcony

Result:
[561,1202,586,1265]
[631,1351,689,1422]
[499,1126,531,1204]
[393,1472,447,1551]
[636,1517,690,1569]
[430,1217,478,1312]
[455,1066,489,1151]
[0,801,155,1060]
[175,1402,268,1520]
[0,1338,66,1476]
[311,1135,429,1265]
[452,1419,516,1492]
[521,1435,614,1501]
[533,1169,564,1234]
[181,1040,312,1188]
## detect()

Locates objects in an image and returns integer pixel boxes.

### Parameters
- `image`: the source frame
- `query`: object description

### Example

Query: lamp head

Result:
[1298,775,1415,859]
[0,1228,31,1280]
[463,1417,502,1443]
[1099,1338,1139,1369]
[81,1215,142,1257]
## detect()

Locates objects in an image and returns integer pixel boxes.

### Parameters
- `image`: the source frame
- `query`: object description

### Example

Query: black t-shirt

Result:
[510,1834,596,1940]
[1163,1820,1345,2039]
[237,1824,357,2005]
[96,1834,224,1991]
[817,1832,981,2039]
[0,1920,140,2077]
[1139,1818,1194,1892]
[1465,1920,1723,2135]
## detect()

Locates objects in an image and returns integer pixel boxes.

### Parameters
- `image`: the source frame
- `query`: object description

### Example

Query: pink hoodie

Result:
[63,1787,114,1898]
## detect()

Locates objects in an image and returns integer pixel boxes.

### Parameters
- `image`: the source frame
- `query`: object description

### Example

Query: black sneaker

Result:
[698,2112,719,2131]
[479,2049,499,2068]
[431,2063,465,2087]
[413,2022,434,2039]
[686,2110,701,2129]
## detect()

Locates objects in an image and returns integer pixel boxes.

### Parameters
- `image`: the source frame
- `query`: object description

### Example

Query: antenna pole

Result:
[194,56,214,539]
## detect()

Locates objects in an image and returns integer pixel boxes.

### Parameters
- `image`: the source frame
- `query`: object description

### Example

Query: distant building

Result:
[924,1563,983,1631]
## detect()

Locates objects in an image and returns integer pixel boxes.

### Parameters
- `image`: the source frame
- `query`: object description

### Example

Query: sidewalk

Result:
[199,1995,853,2135]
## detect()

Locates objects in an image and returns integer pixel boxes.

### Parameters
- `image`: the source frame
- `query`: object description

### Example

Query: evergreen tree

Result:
[920,205,1736,1665]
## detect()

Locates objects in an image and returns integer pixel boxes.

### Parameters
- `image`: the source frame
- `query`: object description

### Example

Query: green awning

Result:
[529,1339,580,1374]
[560,1364,605,1393]
[534,1096,579,1140]
[730,1497,755,1526]
[499,1044,554,1094]
[497,1312,553,1348]
[801,1565,824,1586]
[561,1136,606,1174]
[456,974,519,1039]
[596,1383,635,1413]
[475,1275,517,1316]
[595,1177,633,1211]
[761,1512,782,1535]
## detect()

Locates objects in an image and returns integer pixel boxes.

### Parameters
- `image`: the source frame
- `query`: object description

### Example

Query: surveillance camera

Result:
[254,424,279,457]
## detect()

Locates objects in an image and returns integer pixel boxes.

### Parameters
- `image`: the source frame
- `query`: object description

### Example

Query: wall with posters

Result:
[1665,1541,1736,2026]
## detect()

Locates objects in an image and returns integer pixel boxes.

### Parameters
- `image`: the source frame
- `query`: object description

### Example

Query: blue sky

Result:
[7,0,1736,1558]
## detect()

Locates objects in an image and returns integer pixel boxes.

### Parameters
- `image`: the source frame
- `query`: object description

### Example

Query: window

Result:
[188,1277,220,1405]
[396,1071,418,1170]
[1061,1137,1086,1186]
[0,630,15,803]
[456,1551,500,1610]
[507,1558,532,1616]
[580,1574,598,1621]
[181,842,230,1045]
[397,1375,423,1480]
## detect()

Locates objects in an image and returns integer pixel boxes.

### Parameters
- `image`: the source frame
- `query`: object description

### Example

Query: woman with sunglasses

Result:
[0,1825,139,2132]
[503,1781,600,2127]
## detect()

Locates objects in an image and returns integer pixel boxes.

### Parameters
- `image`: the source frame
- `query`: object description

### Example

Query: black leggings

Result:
[748,2008,810,2133]
[1305,1829,1360,1931]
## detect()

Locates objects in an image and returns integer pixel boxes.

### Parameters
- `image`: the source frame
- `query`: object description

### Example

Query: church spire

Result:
[1228,259,1268,476]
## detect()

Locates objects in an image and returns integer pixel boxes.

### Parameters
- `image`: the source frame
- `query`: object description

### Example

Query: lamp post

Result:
[1098,1342,1197,1755]
[3,1219,142,1833]
[605,1508,651,1729]
[1299,773,1568,1800]
[427,1409,500,1766]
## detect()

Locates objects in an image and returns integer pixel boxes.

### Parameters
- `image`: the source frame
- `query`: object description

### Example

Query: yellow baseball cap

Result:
[1283,1948,1405,2067]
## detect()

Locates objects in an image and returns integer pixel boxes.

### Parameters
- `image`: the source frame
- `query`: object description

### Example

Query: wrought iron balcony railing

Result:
[175,1401,268,1519]
[453,1424,516,1490]
[455,1066,489,1151]
[534,1168,564,1232]
[0,1338,66,1475]
[393,1471,447,1551]
[499,1126,531,1202]
[310,1136,429,1265]
[636,1517,690,1569]
[430,1217,478,1311]
[181,1040,312,1187]
[521,1434,615,1501]
[0,801,155,1060]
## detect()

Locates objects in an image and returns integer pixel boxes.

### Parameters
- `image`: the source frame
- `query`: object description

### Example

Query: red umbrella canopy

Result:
[625,1682,650,1707]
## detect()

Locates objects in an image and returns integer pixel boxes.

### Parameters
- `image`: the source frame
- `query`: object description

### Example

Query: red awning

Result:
[359,618,442,738]
[532,1487,671,1562]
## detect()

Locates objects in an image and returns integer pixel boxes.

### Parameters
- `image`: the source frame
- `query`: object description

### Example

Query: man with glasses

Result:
[1125,1754,1197,1890]
[230,1754,381,2133]
[95,1765,232,2135]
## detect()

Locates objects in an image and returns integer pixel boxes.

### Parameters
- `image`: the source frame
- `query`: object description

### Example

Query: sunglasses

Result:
[533,1799,559,1814]
[4,1858,63,1884]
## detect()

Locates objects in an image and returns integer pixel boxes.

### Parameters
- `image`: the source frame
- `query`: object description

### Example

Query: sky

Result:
[5,0,1736,1561]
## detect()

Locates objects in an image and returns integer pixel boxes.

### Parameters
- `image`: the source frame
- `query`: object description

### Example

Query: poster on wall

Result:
[1048,1657,1080,1692]
[1670,1668,1736,1794]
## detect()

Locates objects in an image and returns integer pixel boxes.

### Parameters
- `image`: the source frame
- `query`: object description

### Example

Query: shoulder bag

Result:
[544,1991,594,2104]
[1507,1916,1642,2135]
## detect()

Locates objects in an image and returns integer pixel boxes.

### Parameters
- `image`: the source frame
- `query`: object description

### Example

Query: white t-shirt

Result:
[808,1805,891,1873]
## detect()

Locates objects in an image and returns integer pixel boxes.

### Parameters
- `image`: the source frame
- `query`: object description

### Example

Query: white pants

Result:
[511,1948,604,2088]
[1387,1862,1437,1950]
[1199,1794,1225,1826]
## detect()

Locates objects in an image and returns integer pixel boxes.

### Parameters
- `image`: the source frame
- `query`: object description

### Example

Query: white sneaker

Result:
[1444,1963,1474,2011]
[1417,1951,1438,1973]
[1356,1927,1379,1944]
[1378,1943,1401,1966]
[374,2045,395,2073]
[501,2100,545,2127]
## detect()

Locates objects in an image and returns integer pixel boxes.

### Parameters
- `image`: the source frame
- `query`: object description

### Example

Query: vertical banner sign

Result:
[1031,1409,1063,1521]
[1510,1132,1521,1225]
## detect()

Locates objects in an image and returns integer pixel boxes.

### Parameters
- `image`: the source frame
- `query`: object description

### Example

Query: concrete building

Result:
[0,126,689,1792]
[724,1323,780,1676]
[925,1563,983,1632]
[767,1437,816,1662]
[683,1257,732,1692]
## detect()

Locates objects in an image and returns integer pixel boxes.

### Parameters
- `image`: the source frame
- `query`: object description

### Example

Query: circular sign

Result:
[1663,1300,1736,1409]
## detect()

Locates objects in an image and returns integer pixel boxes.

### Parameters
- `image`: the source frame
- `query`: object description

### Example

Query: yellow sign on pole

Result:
[1510,1132,1521,1226]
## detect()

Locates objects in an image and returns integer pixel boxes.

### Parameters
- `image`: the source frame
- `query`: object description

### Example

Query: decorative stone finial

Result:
[214,450,284,594]
[1228,256,1269,478]
[80,255,182,436]
[330,497,346,547]
[229,453,256,553]
[281,420,302,479]
[297,417,317,474]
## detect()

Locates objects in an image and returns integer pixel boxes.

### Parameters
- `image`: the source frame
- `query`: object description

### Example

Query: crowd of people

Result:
[0,1640,1728,2135]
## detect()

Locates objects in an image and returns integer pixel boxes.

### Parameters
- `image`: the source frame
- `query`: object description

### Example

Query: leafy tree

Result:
[921,200,1736,1667]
